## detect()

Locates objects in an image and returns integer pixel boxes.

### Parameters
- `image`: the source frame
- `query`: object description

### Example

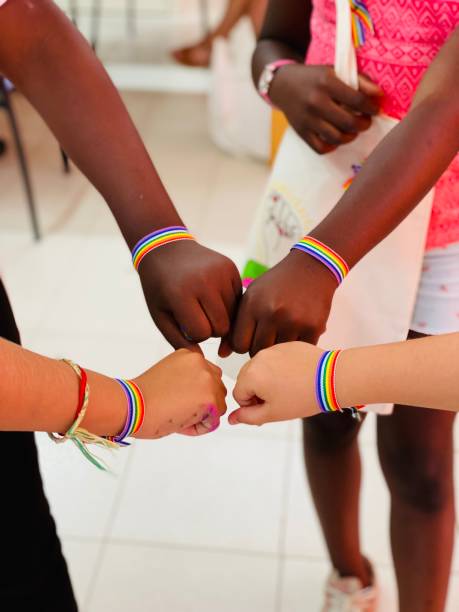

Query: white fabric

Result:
[411,242,459,335]
[208,17,271,161]
[233,0,434,415]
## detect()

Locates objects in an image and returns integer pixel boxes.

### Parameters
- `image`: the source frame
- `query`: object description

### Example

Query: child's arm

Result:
[230,334,459,426]
[0,0,240,350]
[251,0,382,154]
[232,26,459,357]
[0,338,226,437]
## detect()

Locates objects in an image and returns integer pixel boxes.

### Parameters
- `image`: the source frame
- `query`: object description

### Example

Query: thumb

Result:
[358,73,384,97]
[228,405,269,427]
[233,363,261,407]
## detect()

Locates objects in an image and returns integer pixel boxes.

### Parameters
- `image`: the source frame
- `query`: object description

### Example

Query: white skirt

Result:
[411,242,459,336]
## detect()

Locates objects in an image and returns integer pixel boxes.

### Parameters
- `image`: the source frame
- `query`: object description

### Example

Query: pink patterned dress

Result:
[306,0,459,250]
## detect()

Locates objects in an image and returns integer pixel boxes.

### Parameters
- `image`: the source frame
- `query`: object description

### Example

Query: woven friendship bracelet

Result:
[291,236,350,285]
[49,360,118,471]
[107,379,145,446]
[132,226,194,270]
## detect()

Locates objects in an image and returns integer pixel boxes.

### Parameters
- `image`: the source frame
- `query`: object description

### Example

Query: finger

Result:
[218,336,233,358]
[206,361,223,378]
[328,77,380,115]
[233,365,259,407]
[318,99,372,134]
[228,406,269,427]
[172,299,212,343]
[222,275,241,320]
[179,405,222,436]
[358,73,384,98]
[312,119,346,146]
[275,324,301,344]
[199,293,231,338]
[213,385,228,416]
[299,329,322,346]
[231,296,257,354]
[154,311,199,350]
[250,321,277,357]
[304,131,338,155]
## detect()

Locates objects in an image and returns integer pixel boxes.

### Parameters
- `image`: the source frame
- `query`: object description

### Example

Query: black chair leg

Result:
[2,84,41,241]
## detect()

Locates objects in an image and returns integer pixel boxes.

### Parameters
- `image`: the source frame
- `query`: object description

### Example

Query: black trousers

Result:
[0,280,77,611]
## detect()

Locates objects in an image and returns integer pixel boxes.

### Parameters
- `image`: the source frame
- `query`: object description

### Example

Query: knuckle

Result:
[319,68,333,87]
[306,89,323,110]
[341,116,358,133]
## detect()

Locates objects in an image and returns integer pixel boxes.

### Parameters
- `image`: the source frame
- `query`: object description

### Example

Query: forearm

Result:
[0,0,181,247]
[312,95,459,267]
[251,0,312,85]
[337,333,459,411]
[0,339,125,434]
[310,27,459,268]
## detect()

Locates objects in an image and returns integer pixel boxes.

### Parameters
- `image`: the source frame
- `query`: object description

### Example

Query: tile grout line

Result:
[275,431,297,612]
[83,444,137,611]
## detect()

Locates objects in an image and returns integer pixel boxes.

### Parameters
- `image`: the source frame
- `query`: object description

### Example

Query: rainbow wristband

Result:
[315,350,364,418]
[132,226,195,270]
[108,379,145,446]
[291,236,349,285]
[316,350,343,414]
[350,0,374,48]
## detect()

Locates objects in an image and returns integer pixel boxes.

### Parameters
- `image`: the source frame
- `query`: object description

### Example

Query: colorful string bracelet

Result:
[106,379,145,446]
[315,350,363,419]
[350,0,374,47]
[49,360,118,471]
[291,236,350,285]
[132,226,195,271]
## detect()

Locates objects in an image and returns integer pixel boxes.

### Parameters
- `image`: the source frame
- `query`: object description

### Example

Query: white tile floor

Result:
[1,86,459,612]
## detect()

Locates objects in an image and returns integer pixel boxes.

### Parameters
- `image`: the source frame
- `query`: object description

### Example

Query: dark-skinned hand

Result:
[138,240,242,351]
[269,64,383,154]
[230,250,338,356]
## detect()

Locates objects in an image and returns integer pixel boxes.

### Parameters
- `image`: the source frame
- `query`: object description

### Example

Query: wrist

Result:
[335,347,382,408]
[291,236,350,287]
[257,60,298,107]
[286,249,338,296]
[82,371,127,437]
[132,225,196,272]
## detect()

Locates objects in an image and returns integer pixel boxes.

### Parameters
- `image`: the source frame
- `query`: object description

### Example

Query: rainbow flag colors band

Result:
[132,226,195,270]
[316,350,343,413]
[291,236,350,285]
[315,350,364,417]
[109,379,145,445]
[350,0,374,47]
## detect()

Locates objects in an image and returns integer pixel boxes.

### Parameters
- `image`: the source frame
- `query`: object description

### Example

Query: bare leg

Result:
[303,411,372,585]
[172,0,268,67]
[378,338,455,612]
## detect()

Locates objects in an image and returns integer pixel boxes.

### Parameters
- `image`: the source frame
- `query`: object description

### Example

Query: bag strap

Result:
[334,0,359,90]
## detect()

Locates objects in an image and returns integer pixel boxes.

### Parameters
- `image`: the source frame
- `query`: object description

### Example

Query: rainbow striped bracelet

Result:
[291,236,349,285]
[315,350,363,419]
[132,226,195,271]
[107,379,145,445]
[315,350,343,413]
[350,0,374,48]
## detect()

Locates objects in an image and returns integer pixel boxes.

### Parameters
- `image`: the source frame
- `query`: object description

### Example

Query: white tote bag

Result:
[234,0,434,412]
[208,17,271,160]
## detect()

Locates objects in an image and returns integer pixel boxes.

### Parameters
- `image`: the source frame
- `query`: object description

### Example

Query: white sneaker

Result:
[322,569,379,612]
